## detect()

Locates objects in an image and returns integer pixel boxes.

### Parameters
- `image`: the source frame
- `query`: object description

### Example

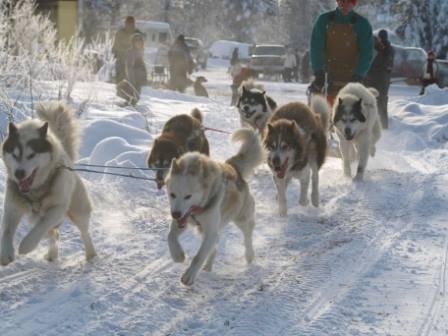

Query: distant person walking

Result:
[301,49,310,83]
[366,30,395,129]
[168,34,194,92]
[116,33,147,106]
[230,48,240,66]
[283,48,297,82]
[112,16,142,83]
[293,48,300,82]
[420,51,438,95]
[309,0,373,106]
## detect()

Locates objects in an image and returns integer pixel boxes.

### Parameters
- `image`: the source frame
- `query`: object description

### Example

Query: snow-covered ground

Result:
[1,59,448,336]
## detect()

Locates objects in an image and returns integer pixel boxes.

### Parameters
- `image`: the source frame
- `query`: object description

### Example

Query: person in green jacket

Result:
[309,0,373,106]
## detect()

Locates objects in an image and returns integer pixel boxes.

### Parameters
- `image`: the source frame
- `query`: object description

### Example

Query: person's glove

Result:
[351,74,364,83]
[308,71,325,94]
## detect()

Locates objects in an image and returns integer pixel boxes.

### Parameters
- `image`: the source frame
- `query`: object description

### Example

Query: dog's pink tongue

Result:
[18,170,36,193]
[275,159,289,179]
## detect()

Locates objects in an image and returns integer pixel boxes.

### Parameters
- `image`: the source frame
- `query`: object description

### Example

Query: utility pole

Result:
[164,0,170,23]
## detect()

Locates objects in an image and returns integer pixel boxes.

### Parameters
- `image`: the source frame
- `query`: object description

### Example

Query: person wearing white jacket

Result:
[283,49,297,82]
[420,51,439,95]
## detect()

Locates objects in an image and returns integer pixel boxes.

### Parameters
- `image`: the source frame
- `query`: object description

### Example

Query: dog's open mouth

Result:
[273,158,289,179]
[345,134,355,141]
[18,169,37,193]
[175,206,203,229]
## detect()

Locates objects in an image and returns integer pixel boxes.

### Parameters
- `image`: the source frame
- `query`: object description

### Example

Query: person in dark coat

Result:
[112,16,142,83]
[116,33,147,106]
[168,34,194,92]
[293,48,300,82]
[366,29,395,129]
[230,48,239,66]
[301,49,310,83]
[420,50,439,95]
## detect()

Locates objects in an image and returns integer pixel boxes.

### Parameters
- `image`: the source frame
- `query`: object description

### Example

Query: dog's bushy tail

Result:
[238,79,264,94]
[36,102,79,161]
[227,128,264,180]
[311,95,330,131]
[191,108,203,124]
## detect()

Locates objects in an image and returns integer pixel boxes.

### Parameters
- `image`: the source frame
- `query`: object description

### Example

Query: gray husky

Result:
[332,83,382,181]
[1,102,96,266]
[165,128,264,286]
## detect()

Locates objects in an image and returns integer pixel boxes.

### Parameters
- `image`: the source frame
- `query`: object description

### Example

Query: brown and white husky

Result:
[263,96,329,216]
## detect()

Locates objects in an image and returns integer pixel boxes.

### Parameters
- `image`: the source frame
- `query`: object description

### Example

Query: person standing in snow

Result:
[420,50,439,95]
[117,33,147,106]
[308,0,374,106]
[283,47,297,82]
[112,16,142,84]
[168,34,194,92]
[230,48,240,67]
[366,30,394,129]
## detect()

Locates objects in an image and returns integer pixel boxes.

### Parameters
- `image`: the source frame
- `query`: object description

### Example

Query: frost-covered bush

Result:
[0,0,101,116]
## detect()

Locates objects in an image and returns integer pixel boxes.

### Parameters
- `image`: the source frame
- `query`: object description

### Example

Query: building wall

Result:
[36,0,78,41]
[57,1,78,41]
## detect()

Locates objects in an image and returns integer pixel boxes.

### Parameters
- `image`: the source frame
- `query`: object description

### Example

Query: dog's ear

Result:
[170,158,181,174]
[39,122,49,137]
[291,121,307,139]
[353,99,366,123]
[8,123,18,137]
[334,100,344,124]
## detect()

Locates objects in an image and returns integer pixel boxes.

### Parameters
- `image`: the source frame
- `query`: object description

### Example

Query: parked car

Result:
[208,40,252,62]
[184,37,208,69]
[436,60,448,88]
[391,45,427,80]
[248,44,286,79]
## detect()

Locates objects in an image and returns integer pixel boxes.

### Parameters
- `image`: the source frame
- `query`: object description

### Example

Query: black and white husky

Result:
[237,83,277,131]
[1,103,96,266]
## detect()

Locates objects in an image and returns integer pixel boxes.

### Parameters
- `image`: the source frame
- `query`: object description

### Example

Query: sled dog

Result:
[193,76,209,97]
[263,96,329,215]
[0,102,96,265]
[147,108,210,189]
[332,82,382,181]
[237,84,277,131]
[165,128,264,286]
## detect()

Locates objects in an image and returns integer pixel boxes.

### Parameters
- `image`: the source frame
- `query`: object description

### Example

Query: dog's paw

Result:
[44,250,58,262]
[170,247,185,263]
[181,267,197,286]
[85,250,97,261]
[245,248,255,264]
[0,242,15,266]
[299,197,309,207]
[279,207,287,217]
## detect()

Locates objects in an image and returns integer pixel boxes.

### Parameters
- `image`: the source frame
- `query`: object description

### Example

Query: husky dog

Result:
[264,96,329,216]
[332,82,382,181]
[0,103,96,266]
[165,128,264,286]
[147,108,210,189]
[193,76,209,97]
[237,84,277,131]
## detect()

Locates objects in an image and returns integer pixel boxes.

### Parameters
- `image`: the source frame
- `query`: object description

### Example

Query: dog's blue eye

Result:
[27,153,35,160]
[184,195,191,200]
[170,193,176,199]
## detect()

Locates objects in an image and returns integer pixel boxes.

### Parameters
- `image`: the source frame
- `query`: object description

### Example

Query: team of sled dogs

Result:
[0,82,382,286]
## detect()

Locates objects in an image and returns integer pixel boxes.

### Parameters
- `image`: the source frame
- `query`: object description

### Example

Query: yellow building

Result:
[36,0,79,41]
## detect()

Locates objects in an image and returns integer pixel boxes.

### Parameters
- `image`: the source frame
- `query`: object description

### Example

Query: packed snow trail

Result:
[1,62,448,335]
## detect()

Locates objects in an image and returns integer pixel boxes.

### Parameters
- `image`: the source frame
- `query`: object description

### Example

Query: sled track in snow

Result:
[417,230,448,336]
